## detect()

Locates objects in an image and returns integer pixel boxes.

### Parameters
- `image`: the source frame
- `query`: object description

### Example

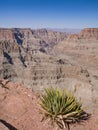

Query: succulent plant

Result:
[40,87,89,130]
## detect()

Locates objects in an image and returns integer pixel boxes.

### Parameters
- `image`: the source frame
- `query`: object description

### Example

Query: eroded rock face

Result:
[67,28,98,41]
[0,28,67,55]
[0,28,98,107]
[0,29,15,42]
[33,29,67,44]
[80,28,98,39]
[53,28,98,107]
[0,28,68,87]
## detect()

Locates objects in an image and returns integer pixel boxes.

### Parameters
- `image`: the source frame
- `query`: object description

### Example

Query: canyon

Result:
[0,28,98,130]
[0,28,98,108]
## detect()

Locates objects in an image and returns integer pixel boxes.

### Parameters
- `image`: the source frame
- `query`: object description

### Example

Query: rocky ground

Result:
[0,79,98,130]
[0,28,98,129]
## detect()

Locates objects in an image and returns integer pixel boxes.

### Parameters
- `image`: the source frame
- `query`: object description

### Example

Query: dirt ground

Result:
[0,79,98,130]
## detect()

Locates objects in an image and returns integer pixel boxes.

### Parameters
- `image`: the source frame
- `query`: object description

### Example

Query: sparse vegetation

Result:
[0,80,9,89]
[40,87,89,130]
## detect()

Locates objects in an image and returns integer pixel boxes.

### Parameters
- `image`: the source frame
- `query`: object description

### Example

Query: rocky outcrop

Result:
[0,41,19,55]
[33,29,67,44]
[53,28,98,108]
[0,28,98,109]
[0,79,98,130]
[0,28,68,88]
[80,28,98,40]
[0,28,67,55]
[67,28,98,41]
[0,28,67,45]
[0,29,15,42]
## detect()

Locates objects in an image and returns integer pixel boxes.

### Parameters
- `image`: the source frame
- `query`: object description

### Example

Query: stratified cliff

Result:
[67,28,98,41]
[0,29,15,42]
[0,28,98,107]
[80,28,98,39]
[0,28,68,86]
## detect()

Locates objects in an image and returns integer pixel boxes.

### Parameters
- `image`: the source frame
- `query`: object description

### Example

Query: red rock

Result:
[0,29,15,42]
[0,79,98,130]
[68,28,98,41]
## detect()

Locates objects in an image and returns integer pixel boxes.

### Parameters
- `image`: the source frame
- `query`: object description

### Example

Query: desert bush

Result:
[40,87,89,130]
[0,80,9,89]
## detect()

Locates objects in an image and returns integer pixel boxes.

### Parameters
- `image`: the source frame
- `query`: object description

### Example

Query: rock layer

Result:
[0,29,15,42]
[68,28,98,41]
[0,28,98,107]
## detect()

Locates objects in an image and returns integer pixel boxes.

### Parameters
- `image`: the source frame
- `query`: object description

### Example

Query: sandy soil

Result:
[0,79,98,130]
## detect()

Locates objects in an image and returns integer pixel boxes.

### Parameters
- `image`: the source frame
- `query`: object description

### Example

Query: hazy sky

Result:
[0,0,98,28]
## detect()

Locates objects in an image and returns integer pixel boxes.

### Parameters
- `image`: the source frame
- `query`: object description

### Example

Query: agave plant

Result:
[40,87,89,130]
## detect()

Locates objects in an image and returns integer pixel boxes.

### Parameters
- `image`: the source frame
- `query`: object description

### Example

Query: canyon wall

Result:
[0,28,98,107]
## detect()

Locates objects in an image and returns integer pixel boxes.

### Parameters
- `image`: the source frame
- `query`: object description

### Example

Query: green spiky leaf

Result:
[40,87,89,129]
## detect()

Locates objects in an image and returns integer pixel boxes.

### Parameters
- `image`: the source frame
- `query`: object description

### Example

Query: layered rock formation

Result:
[54,28,98,107]
[0,28,68,87]
[0,29,14,42]
[80,28,98,40]
[0,28,98,108]
[67,28,98,41]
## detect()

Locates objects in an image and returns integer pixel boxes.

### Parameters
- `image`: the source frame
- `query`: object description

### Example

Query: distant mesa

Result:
[67,28,98,41]
[47,28,81,34]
